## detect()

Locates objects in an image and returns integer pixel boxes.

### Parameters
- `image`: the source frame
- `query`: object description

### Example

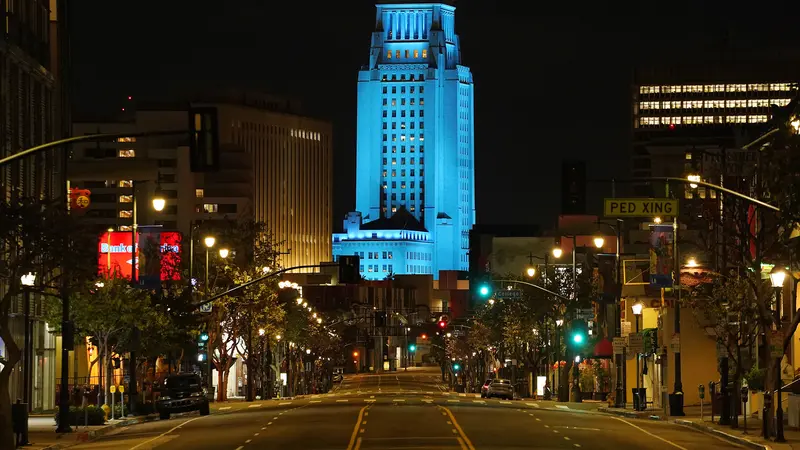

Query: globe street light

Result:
[593,237,605,249]
[204,236,216,249]
[771,268,787,442]
[526,267,536,278]
[219,248,229,259]
[151,188,166,212]
[631,301,644,410]
[20,271,35,410]
[686,257,699,268]
[552,247,563,259]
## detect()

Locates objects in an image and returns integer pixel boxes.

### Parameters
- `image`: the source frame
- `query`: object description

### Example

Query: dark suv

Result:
[156,373,210,420]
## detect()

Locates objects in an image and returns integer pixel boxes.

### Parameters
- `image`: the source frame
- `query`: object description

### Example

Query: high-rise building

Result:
[336,0,475,279]
[0,0,66,412]
[70,91,333,272]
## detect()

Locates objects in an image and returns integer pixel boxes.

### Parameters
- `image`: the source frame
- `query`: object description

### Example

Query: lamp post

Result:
[631,301,644,411]
[204,236,216,394]
[526,252,550,391]
[552,237,576,402]
[555,318,564,400]
[20,272,36,412]
[771,269,787,442]
[594,219,625,408]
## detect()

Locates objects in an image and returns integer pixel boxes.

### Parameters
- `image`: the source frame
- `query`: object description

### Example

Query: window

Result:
[117,137,136,142]
[387,50,392,58]
[422,49,427,58]
[395,50,400,58]
[203,204,218,213]
[382,251,387,259]
[119,210,133,218]
[388,251,393,259]
[119,195,132,203]
[405,50,409,58]
[414,49,419,58]
[382,87,387,94]
[118,149,135,158]
[119,180,133,188]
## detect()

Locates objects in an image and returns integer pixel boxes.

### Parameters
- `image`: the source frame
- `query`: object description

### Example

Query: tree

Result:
[0,198,96,448]
[195,219,283,401]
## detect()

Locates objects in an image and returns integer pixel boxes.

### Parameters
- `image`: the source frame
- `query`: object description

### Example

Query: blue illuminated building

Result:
[334,0,475,279]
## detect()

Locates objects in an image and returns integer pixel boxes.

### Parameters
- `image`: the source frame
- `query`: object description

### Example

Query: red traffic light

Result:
[438,321,446,328]
[421,333,428,340]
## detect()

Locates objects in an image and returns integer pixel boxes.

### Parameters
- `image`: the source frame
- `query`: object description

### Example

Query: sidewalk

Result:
[598,404,800,449]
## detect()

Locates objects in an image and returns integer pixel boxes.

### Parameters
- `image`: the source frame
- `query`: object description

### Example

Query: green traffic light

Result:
[478,285,490,297]
[409,344,416,352]
[572,333,584,344]
[199,332,209,342]
[453,363,460,371]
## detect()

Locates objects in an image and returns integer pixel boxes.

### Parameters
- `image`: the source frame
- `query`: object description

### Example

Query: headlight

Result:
[160,396,171,401]
[190,392,202,397]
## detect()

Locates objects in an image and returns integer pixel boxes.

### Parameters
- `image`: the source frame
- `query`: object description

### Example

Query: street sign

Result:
[670,333,681,352]
[495,289,522,300]
[575,308,594,320]
[118,385,125,393]
[628,333,644,354]
[604,198,679,218]
[110,385,116,394]
[613,337,626,355]
[200,301,212,313]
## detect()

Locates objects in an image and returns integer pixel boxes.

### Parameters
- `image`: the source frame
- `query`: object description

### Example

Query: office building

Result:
[70,91,333,272]
[0,0,66,412]
[342,0,475,278]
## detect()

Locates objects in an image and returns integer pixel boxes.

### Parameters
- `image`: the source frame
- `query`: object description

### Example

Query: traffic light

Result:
[188,107,220,172]
[568,320,588,351]
[409,344,416,352]
[197,331,209,361]
[421,333,428,340]
[339,255,361,284]
[353,351,359,358]
[438,320,447,329]
[453,363,461,372]
[478,283,492,298]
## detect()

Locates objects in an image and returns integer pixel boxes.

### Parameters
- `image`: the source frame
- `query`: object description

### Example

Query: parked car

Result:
[156,373,210,420]
[480,379,493,398]
[486,379,514,400]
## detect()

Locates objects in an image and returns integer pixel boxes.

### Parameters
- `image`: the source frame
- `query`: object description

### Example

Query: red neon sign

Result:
[98,231,182,281]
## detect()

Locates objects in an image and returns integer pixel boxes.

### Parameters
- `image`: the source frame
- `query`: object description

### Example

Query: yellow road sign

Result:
[110,385,116,393]
[118,385,125,394]
[604,198,678,217]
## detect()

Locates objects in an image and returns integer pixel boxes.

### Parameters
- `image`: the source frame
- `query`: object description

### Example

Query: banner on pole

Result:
[649,224,674,288]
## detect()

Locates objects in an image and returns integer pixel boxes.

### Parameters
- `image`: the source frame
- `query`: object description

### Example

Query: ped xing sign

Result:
[604,198,678,218]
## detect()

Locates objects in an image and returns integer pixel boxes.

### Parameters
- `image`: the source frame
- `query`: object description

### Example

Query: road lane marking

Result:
[268,422,273,425]
[248,404,261,408]
[254,433,259,436]
[129,416,204,450]
[337,399,350,402]
[346,405,369,450]
[235,447,243,450]
[574,445,581,448]
[535,418,541,421]
[472,400,485,404]
[245,439,252,443]
[273,416,278,419]
[310,400,322,403]
[279,402,292,405]
[527,402,539,408]
[218,406,232,410]
[393,399,405,402]
[564,437,570,441]
[439,406,476,450]
[499,401,512,404]
[447,399,460,403]
[422,399,433,403]
[611,417,688,450]
[261,427,266,430]
[545,425,550,428]
[554,426,600,431]
[364,399,376,402]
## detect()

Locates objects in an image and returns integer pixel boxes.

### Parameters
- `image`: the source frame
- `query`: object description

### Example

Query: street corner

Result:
[672,419,773,450]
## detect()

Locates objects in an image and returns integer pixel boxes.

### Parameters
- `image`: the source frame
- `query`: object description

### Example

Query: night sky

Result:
[70,1,798,230]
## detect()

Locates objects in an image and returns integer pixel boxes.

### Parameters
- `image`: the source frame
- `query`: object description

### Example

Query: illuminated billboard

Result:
[98,231,182,284]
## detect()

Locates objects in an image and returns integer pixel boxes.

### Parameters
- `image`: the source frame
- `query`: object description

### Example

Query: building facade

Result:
[350,0,475,278]
[70,92,333,272]
[332,210,434,280]
[0,0,65,412]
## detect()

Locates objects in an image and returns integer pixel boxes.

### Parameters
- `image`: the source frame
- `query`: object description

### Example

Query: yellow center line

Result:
[439,406,475,450]
[347,405,369,450]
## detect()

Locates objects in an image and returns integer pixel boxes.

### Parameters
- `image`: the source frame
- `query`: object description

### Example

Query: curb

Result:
[597,407,646,419]
[40,415,159,450]
[673,419,771,450]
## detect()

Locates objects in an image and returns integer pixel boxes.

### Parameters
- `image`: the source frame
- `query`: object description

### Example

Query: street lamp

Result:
[204,236,216,248]
[687,174,700,189]
[20,272,35,411]
[219,248,229,259]
[526,267,536,277]
[653,217,662,224]
[259,328,265,336]
[151,188,166,212]
[593,237,605,249]
[631,301,644,411]
[203,236,216,392]
[686,257,699,268]
[552,247,563,259]
[771,268,787,442]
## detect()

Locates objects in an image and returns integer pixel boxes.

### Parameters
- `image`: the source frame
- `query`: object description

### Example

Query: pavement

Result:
[21,366,756,449]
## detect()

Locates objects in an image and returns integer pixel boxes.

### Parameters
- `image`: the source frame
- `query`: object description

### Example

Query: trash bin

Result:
[12,400,28,446]
[632,388,647,411]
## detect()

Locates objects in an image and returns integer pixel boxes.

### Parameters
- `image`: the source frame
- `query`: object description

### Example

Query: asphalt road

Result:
[69,368,743,450]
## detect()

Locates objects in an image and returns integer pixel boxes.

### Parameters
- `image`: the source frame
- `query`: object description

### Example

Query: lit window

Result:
[748,84,769,91]
[203,204,219,213]
[119,180,133,188]
[770,83,791,91]
[118,149,135,158]
[119,225,132,231]
[119,210,133,218]
[725,115,747,123]
[196,189,204,198]
[422,49,427,58]
[391,99,396,106]
[117,137,136,142]
[414,49,419,58]
[748,115,768,123]
[396,50,400,58]
[119,195,132,203]
[726,84,747,92]
[387,50,392,58]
